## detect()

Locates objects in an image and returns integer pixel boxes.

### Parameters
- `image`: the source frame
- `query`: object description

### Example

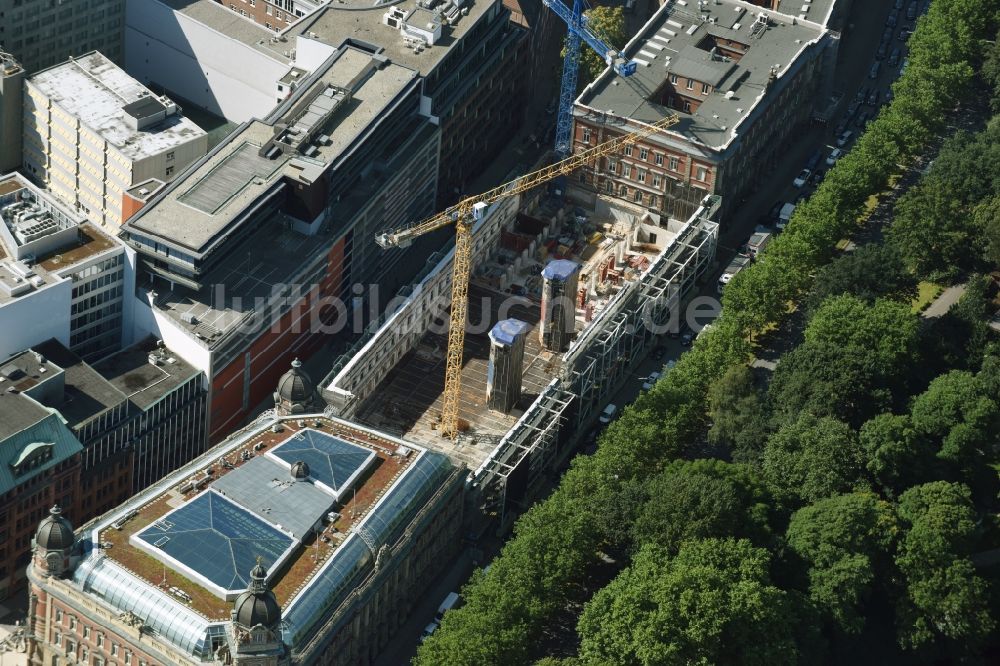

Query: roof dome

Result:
[290,460,310,480]
[36,505,74,551]
[274,358,315,413]
[233,562,281,629]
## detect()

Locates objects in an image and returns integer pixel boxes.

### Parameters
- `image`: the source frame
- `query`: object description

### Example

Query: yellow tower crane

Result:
[375,112,680,439]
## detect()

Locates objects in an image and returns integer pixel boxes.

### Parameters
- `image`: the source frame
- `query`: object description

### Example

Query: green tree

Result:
[560,6,626,84]
[630,460,773,553]
[577,539,799,666]
[976,195,1000,266]
[805,244,917,312]
[706,365,771,462]
[786,492,898,635]
[894,482,994,652]
[770,296,920,425]
[762,413,865,505]
[909,369,997,469]
[858,413,934,497]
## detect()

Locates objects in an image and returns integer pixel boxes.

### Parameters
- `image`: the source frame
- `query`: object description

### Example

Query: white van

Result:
[435,592,461,622]
[598,404,618,424]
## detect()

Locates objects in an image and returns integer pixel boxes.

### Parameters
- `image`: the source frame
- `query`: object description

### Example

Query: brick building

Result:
[571,0,839,221]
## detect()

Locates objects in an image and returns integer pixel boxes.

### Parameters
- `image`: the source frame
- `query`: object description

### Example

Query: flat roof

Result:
[125,47,418,255]
[92,337,201,411]
[0,350,61,440]
[88,416,444,624]
[294,0,495,76]
[0,259,63,306]
[155,0,293,64]
[33,339,128,428]
[27,52,206,161]
[579,0,827,151]
[36,223,121,272]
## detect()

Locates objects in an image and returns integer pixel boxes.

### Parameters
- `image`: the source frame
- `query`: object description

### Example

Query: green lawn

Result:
[911,281,944,313]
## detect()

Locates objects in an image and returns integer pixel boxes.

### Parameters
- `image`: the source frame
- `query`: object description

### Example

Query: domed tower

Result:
[290,461,310,481]
[230,560,285,664]
[32,505,76,578]
[273,358,317,415]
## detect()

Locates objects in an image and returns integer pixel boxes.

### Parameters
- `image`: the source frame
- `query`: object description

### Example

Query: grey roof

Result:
[33,340,127,428]
[294,0,495,77]
[211,455,336,541]
[124,47,418,256]
[578,0,828,152]
[92,338,201,411]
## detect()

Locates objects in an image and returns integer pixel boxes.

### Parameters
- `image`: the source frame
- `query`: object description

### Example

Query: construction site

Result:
[323,180,720,527]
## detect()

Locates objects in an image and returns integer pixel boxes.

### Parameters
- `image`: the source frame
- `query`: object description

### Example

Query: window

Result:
[619,185,627,196]
[683,101,691,113]
[165,166,174,177]
[648,193,656,206]
[639,148,648,160]
[701,82,710,94]
[606,180,613,193]
[582,128,591,143]
[652,174,662,188]
[634,189,643,202]
[56,610,63,623]
[669,73,678,84]
[608,159,617,174]
[624,145,633,157]
[654,153,664,166]
[69,617,76,631]
[638,170,646,183]
[165,151,175,161]
[686,79,694,90]
[111,644,119,657]
[622,164,631,178]
[669,156,679,171]
[97,634,104,648]
[578,171,586,183]
[696,166,708,181]
[83,627,90,639]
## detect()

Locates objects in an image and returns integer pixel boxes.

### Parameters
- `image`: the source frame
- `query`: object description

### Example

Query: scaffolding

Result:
[472,196,720,527]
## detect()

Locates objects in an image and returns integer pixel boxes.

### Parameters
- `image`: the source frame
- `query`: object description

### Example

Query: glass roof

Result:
[268,429,376,498]
[134,490,294,594]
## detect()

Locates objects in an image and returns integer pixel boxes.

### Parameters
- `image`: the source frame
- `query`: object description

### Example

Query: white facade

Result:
[0,275,72,362]
[125,0,293,122]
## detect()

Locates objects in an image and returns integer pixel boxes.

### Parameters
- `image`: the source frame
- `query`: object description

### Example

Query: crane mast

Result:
[376,113,679,439]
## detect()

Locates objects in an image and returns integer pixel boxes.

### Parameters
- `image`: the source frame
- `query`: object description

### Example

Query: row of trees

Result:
[416,1,1000,663]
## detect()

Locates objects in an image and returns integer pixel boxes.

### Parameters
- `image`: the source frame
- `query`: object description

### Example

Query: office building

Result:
[0,172,132,362]
[0,0,124,74]
[23,52,208,229]
[0,49,23,172]
[120,46,441,442]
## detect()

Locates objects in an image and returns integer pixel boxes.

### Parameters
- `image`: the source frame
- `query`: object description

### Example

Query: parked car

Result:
[894,0,904,9]
[834,118,850,136]
[642,371,661,392]
[808,169,825,186]
[767,200,784,222]
[793,168,811,188]
[888,47,901,67]
[867,89,880,106]
[846,100,861,119]
[650,345,667,361]
[680,331,694,346]
[598,403,618,424]
[436,592,461,622]
[881,27,893,44]
[836,130,854,147]
[899,27,912,41]
[421,623,439,643]
[826,147,843,166]
[869,62,881,79]
[855,111,871,128]
[886,12,898,28]
[906,1,917,20]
